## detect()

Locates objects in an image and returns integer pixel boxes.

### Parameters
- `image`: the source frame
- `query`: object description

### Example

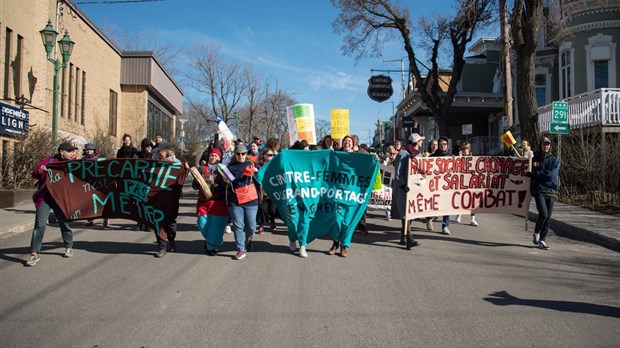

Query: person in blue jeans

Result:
[530,137,560,250]
[226,143,259,260]
[26,143,78,266]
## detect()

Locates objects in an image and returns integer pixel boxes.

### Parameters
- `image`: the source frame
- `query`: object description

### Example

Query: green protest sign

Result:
[255,150,379,247]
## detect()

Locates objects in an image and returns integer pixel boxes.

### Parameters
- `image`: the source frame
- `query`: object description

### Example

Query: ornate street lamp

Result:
[40,20,75,142]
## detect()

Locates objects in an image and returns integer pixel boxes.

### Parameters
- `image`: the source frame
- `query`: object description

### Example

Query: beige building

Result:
[0,0,183,159]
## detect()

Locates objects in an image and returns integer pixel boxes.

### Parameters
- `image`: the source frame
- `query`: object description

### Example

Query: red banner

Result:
[45,159,187,234]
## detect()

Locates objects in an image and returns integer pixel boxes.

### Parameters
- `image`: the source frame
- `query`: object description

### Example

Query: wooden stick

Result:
[189,167,212,200]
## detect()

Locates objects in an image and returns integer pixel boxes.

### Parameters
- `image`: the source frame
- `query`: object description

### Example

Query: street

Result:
[1,186,618,347]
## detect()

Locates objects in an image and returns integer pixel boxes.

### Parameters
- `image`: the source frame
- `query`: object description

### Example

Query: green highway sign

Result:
[552,101,569,123]
[550,122,570,134]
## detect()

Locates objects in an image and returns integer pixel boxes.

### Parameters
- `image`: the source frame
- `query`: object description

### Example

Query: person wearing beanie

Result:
[137,138,153,159]
[530,137,560,250]
[25,143,77,266]
[225,143,259,260]
[192,147,229,256]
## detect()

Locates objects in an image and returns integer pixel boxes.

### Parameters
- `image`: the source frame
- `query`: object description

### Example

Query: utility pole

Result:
[500,0,513,130]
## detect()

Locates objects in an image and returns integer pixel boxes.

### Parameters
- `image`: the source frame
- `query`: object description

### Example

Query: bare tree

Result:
[100,24,183,77]
[259,80,297,143]
[240,66,264,142]
[331,0,495,136]
[315,118,332,141]
[186,43,246,126]
[510,0,543,143]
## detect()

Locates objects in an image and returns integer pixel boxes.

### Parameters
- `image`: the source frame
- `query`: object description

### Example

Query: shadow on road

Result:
[483,290,620,318]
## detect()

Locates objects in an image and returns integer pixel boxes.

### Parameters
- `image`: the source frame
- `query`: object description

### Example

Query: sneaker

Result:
[269,222,276,231]
[289,241,297,252]
[471,220,478,227]
[299,246,308,258]
[426,220,434,231]
[340,246,348,257]
[26,254,40,266]
[234,250,247,260]
[155,249,166,258]
[533,233,540,245]
[224,225,232,234]
[63,248,73,258]
[455,215,461,224]
[538,241,549,250]
[441,226,451,235]
[169,240,176,252]
[257,227,264,235]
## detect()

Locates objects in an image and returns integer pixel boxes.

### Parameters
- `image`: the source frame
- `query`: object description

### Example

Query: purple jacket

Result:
[31,156,59,208]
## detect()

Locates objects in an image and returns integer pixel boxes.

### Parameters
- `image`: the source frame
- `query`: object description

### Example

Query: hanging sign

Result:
[367,75,393,102]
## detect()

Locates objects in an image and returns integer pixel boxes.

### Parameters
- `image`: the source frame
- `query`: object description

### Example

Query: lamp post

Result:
[40,20,75,142]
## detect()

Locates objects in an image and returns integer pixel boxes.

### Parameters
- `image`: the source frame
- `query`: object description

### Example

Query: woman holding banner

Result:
[192,148,229,256]
[226,144,259,260]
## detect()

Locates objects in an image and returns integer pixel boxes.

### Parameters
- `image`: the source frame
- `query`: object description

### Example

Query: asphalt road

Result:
[1,188,618,347]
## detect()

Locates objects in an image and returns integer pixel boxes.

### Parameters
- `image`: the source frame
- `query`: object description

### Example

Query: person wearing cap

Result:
[391,133,424,249]
[192,147,229,256]
[530,137,560,250]
[25,143,78,266]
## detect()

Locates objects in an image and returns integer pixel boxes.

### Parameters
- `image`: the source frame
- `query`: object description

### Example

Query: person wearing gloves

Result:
[530,137,560,250]
[225,143,259,260]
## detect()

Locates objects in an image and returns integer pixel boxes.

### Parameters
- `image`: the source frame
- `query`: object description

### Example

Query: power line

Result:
[76,0,165,4]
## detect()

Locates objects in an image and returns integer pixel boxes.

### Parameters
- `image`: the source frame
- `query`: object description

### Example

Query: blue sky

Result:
[76,0,454,144]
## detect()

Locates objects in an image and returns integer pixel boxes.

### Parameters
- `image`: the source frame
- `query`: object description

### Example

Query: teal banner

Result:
[255,150,379,247]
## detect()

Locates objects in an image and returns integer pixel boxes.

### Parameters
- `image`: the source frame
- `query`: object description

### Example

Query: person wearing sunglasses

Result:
[226,143,259,260]
[26,143,78,266]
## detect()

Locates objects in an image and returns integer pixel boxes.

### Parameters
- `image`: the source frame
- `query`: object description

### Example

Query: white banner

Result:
[405,156,531,219]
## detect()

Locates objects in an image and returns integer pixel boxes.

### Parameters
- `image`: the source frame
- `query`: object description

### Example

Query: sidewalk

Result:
[1,196,619,251]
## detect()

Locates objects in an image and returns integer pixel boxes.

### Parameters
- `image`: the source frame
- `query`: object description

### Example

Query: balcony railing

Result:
[538,88,620,132]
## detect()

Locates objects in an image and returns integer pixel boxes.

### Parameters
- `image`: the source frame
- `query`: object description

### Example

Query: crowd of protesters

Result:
[24,129,558,266]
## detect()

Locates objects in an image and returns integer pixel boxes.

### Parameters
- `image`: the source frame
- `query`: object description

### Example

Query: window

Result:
[74,67,80,122]
[560,49,572,98]
[147,98,174,141]
[109,90,117,136]
[15,34,23,100]
[586,34,617,90]
[3,28,12,100]
[81,71,86,125]
[535,73,547,107]
[594,61,609,89]
[68,63,73,120]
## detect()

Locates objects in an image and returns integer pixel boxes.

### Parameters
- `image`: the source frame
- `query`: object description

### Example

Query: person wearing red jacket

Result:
[26,143,78,266]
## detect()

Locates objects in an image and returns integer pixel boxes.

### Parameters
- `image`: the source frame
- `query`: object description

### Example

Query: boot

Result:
[406,235,420,250]
[155,248,166,258]
[399,220,406,245]
[328,241,339,255]
[169,239,176,252]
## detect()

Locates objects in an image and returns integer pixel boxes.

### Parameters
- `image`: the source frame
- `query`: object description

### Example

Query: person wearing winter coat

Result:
[82,143,109,228]
[192,147,229,255]
[530,137,560,250]
[116,133,138,158]
[25,143,78,266]
[153,142,181,258]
